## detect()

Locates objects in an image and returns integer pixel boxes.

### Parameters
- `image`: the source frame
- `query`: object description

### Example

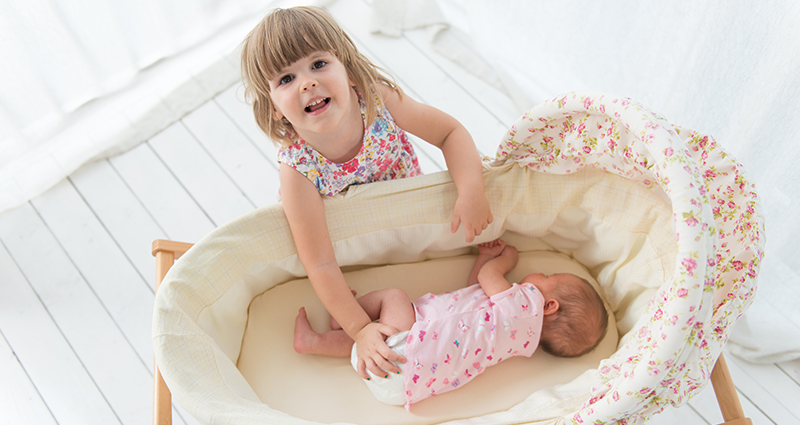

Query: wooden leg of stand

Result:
[154,363,172,425]
[153,248,175,425]
[710,353,752,425]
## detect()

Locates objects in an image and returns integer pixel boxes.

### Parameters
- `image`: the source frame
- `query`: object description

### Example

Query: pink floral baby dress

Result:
[403,282,545,408]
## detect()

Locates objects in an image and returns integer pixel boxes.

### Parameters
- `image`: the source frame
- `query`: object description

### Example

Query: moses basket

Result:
[152,91,764,424]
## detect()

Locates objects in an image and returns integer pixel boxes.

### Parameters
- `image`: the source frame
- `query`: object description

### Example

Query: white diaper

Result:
[350,331,408,406]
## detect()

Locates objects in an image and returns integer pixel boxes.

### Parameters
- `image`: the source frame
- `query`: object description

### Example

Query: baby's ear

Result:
[543,299,559,315]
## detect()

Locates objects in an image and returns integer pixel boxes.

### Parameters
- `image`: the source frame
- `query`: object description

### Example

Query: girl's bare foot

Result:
[293,307,320,354]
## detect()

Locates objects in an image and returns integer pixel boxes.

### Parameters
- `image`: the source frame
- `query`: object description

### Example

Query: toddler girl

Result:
[240,6,493,381]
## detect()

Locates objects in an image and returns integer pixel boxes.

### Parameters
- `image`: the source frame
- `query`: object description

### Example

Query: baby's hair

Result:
[539,275,608,358]
[240,6,403,147]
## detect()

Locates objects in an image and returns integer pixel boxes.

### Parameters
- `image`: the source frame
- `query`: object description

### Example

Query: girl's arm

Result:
[476,244,519,297]
[279,164,404,379]
[380,86,492,243]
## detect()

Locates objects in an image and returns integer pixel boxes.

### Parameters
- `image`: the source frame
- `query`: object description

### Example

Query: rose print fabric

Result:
[277,90,421,196]
[402,283,545,408]
[494,92,765,424]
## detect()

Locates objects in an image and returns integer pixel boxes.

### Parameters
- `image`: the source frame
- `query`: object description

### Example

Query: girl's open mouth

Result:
[305,98,330,113]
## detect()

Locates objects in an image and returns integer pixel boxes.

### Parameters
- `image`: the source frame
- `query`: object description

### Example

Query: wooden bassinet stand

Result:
[151,239,752,425]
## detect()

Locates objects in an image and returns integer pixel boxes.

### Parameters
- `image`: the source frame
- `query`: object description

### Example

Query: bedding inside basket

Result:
[156,165,678,424]
[237,250,619,424]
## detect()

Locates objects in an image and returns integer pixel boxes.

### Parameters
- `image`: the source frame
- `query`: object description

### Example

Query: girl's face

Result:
[268,51,358,141]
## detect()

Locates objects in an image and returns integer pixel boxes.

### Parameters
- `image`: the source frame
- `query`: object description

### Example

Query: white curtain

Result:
[373,0,800,363]
[0,0,284,212]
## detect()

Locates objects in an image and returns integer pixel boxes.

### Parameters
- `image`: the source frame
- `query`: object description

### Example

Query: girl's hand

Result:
[354,322,406,380]
[478,239,506,258]
[452,192,493,243]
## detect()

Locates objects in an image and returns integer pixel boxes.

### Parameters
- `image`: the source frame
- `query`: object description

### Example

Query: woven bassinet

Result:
[152,91,764,424]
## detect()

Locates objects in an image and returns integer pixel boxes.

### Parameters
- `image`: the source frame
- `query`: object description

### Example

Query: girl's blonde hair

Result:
[240,6,402,147]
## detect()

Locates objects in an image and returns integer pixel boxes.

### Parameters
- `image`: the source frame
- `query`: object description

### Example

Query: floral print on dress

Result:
[494,92,765,424]
[277,90,421,196]
[402,283,544,409]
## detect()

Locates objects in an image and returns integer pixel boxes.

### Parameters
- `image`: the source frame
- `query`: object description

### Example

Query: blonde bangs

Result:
[259,8,343,80]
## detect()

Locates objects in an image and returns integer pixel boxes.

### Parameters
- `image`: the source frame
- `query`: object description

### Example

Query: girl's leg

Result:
[295,288,416,357]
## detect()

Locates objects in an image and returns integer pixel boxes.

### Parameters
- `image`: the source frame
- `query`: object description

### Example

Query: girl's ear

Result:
[272,106,284,121]
[543,299,559,315]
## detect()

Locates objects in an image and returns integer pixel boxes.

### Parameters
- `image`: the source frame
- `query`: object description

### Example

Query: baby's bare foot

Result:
[293,307,319,354]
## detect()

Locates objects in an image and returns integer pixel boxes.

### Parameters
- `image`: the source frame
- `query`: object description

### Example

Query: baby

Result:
[293,239,608,409]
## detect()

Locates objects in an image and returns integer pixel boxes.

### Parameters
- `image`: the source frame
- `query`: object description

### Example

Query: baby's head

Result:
[240,6,400,146]
[526,272,608,358]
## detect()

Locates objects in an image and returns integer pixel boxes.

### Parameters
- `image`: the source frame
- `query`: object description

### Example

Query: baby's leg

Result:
[331,288,417,332]
[330,288,416,333]
[299,288,416,357]
[294,307,354,357]
[359,288,416,333]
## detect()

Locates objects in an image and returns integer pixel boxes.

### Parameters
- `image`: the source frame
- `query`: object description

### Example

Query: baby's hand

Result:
[452,192,493,243]
[500,244,519,264]
[478,239,506,258]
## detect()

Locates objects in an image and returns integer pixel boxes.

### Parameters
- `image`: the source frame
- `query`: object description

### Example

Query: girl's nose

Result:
[301,79,317,92]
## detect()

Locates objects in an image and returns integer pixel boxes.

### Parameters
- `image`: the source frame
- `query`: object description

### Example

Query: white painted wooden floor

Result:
[1,1,799,424]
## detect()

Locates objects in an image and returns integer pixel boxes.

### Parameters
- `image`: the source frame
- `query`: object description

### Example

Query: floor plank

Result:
[149,121,256,226]
[0,313,58,425]
[726,354,800,424]
[687,375,775,425]
[30,179,156,370]
[0,225,121,425]
[68,159,168,287]
[777,358,800,386]
[181,100,280,208]
[398,22,522,128]
[109,141,215,243]
[213,85,281,167]
[0,202,152,425]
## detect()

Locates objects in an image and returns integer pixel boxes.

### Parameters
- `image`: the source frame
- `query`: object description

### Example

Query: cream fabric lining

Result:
[238,251,618,424]
[154,163,675,424]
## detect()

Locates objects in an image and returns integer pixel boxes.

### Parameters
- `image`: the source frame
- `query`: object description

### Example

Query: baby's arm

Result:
[467,239,507,287]
[380,85,492,242]
[279,164,404,379]
[476,243,519,297]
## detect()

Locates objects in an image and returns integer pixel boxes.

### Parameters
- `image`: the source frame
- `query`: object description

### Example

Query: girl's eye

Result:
[312,60,327,69]
[279,75,294,85]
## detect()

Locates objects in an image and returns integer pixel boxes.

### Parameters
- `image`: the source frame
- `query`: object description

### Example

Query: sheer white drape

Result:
[373,0,800,363]
[0,0,282,212]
